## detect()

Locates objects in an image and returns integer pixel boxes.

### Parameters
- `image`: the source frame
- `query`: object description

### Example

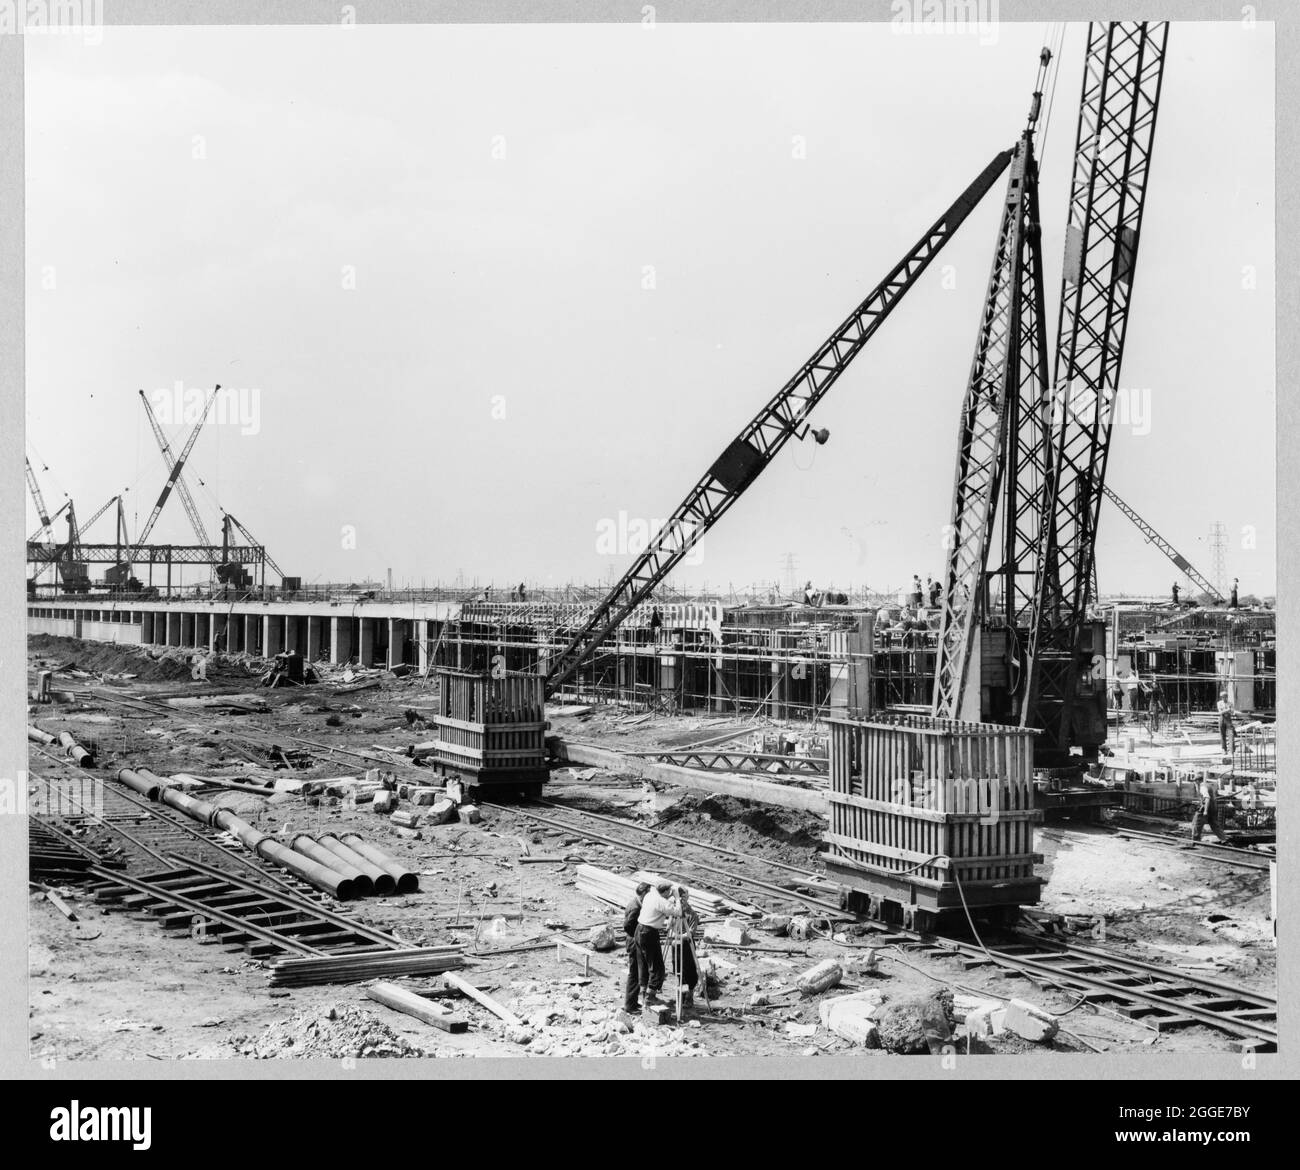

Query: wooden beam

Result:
[443,971,524,1026]
[366,981,468,1033]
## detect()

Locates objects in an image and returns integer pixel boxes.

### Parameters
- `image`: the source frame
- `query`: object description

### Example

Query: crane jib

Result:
[541,145,1014,699]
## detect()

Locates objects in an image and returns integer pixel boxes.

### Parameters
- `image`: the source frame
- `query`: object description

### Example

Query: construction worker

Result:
[622,882,650,1014]
[672,887,702,1006]
[1217,690,1236,756]
[635,881,680,1005]
[649,606,663,643]
[1147,677,1167,734]
[911,574,923,607]
[1191,774,1220,841]
[1171,582,1180,605]
[1229,578,1240,608]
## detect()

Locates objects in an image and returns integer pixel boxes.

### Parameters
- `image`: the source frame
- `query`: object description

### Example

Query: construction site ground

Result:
[27,636,1275,1062]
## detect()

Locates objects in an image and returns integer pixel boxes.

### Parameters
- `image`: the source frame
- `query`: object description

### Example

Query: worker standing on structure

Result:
[1229,578,1240,608]
[649,605,663,643]
[622,882,650,1015]
[1171,582,1180,605]
[1217,690,1236,757]
[635,881,680,1005]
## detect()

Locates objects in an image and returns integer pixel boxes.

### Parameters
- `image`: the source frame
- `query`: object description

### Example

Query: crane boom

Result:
[130,385,218,555]
[933,119,1051,720]
[1021,21,1169,756]
[541,147,1015,698]
[25,456,53,532]
[138,389,213,546]
[30,499,70,543]
[1102,484,1225,603]
[223,513,283,581]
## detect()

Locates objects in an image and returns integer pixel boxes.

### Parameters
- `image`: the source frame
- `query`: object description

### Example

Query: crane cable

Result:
[1035,22,1067,167]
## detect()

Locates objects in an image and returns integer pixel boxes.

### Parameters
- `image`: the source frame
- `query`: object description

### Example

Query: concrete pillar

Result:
[264,614,284,658]
[416,620,429,673]
[306,617,322,662]
[331,616,353,664]
[358,617,376,667]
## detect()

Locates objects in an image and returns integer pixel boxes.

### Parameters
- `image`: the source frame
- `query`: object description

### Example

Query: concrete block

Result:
[818,991,885,1047]
[410,787,443,806]
[372,790,396,813]
[390,810,422,829]
[706,920,751,946]
[953,994,1001,1024]
[459,804,481,824]
[1002,998,1059,1043]
[784,1022,817,1038]
[273,778,306,794]
[755,915,791,935]
[424,798,457,826]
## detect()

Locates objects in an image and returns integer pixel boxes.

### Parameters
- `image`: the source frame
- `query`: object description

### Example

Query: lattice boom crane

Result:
[540,147,1015,699]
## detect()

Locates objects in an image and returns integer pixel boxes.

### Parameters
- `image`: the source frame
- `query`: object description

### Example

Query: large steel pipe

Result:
[116,767,163,801]
[339,833,420,894]
[28,725,56,746]
[292,835,373,896]
[111,767,359,900]
[59,731,94,767]
[316,834,396,895]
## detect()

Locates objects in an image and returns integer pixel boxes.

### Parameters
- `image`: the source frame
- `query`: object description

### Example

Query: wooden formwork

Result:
[430,669,548,793]
[826,711,1043,918]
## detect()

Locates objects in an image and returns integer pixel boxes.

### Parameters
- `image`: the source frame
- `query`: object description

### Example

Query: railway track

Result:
[1106,824,1275,871]
[502,792,1277,1050]
[34,689,1277,1048]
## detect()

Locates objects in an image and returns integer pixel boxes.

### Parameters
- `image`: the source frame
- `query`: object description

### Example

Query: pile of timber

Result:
[266,946,465,988]
[574,863,760,917]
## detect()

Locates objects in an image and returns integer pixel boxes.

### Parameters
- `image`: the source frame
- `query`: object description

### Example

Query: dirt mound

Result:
[229,1003,425,1059]
[28,634,248,683]
[658,794,822,849]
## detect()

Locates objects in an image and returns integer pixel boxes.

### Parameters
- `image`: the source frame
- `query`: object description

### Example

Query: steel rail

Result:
[483,800,842,914]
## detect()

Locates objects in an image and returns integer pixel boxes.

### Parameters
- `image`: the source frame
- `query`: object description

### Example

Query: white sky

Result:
[25,21,1275,597]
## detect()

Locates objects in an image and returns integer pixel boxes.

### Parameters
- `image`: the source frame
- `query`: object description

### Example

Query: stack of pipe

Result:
[114,768,360,901]
[338,833,420,893]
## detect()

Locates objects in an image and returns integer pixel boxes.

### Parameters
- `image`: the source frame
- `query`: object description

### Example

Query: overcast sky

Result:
[25,21,1274,598]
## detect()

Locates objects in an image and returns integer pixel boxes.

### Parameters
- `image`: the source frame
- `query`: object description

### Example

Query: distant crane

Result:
[1102,484,1225,604]
[25,456,54,538]
[127,385,218,565]
[138,389,214,546]
[221,512,284,586]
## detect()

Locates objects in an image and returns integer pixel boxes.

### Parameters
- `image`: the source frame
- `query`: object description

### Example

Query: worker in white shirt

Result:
[634,881,680,1005]
[1217,691,1236,756]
